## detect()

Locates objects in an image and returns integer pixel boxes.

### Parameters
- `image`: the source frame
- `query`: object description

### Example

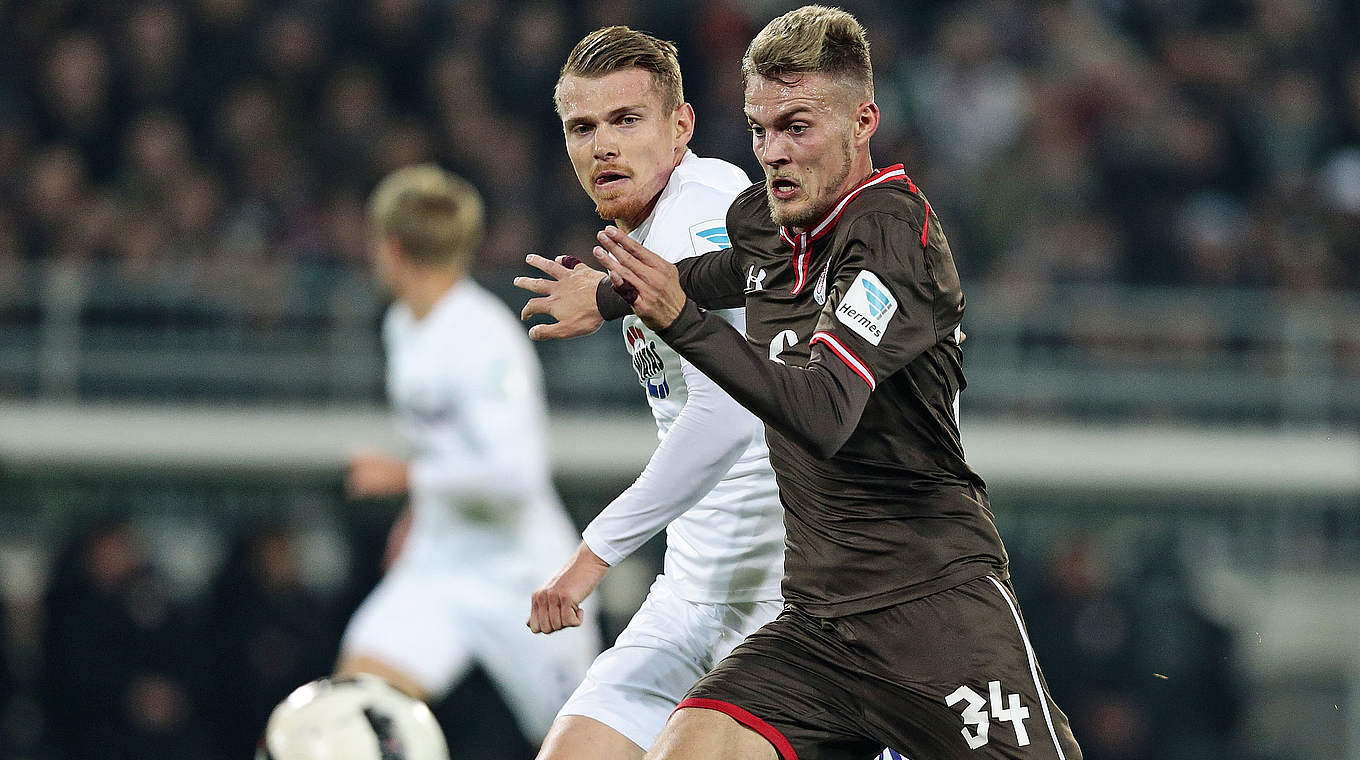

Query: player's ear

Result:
[854,101,880,146]
[379,236,406,268]
[674,102,695,148]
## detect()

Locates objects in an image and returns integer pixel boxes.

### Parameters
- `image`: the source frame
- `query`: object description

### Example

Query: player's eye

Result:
[570,124,593,136]
[619,115,641,126]
[788,124,808,135]
[748,124,764,137]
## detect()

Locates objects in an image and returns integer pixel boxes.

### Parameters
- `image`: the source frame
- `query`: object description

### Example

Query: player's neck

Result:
[401,269,462,320]
[793,153,877,234]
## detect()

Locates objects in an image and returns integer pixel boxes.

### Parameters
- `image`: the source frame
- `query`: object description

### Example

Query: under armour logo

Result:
[745,265,768,293]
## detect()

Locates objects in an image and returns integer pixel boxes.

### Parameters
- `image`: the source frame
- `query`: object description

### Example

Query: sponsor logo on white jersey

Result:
[835,270,897,345]
[688,220,729,254]
[625,324,670,399]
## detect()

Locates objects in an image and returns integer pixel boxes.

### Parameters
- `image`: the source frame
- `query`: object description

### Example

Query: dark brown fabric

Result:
[657,178,1008,617]
[685,577,1083,760]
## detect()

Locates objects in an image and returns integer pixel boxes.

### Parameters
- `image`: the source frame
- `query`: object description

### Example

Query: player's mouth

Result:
[594,171,630,190]
[769,177,800,201]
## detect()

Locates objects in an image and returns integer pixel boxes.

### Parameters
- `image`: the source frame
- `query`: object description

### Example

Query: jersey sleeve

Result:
[581,341,755,564]
[595,246,746,319]
[654,211,957,459]
[406,341,551,519]
[808,210,961,391]
[656,300,871,459]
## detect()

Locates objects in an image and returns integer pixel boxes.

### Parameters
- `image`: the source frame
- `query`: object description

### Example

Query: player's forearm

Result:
[582,365,754,562]
[596,249,746,320]
[676,248,747,309]
[408,454,537,512]
[657,300,870,459]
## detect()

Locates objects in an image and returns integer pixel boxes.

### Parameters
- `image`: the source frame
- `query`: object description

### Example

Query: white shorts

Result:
[341,559,601,743]
[556,574,783,750]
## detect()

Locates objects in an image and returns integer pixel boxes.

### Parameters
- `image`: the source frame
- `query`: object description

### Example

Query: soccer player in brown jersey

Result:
[520,6,1083,760]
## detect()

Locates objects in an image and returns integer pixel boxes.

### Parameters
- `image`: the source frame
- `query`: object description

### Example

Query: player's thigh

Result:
[339,568,471,699]
[854,575,1082,760]
[335,652,430,702]
[472,588,602,743]
[556,577,726,750]
[648,705,778,760]
[706,595,785,664]
[681,608,883,760]
[537,714,645,760]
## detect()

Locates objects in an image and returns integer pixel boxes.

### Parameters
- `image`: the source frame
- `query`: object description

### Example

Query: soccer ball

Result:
[257,675,450,760]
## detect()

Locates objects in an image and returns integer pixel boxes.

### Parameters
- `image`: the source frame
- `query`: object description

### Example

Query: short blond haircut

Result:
[742,5,873,100]
[555,26,684,114]
[367,164,483,270]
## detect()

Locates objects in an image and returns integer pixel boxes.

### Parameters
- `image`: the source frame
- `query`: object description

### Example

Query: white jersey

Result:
[344,281,598,735]
[581,150,784,603]
[384,279,581,577]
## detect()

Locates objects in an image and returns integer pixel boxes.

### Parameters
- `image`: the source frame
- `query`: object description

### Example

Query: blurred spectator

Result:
[0,0,1352,334]
[207,523,343,759]
[0,591,11,758]
[1022,536,1243,760]
[42,517,219,760]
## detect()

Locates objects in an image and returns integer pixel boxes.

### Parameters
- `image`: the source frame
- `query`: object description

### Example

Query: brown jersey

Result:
[599,165,1009,617]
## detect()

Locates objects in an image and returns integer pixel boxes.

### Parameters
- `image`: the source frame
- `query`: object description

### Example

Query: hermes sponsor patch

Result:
[835,270,897,345]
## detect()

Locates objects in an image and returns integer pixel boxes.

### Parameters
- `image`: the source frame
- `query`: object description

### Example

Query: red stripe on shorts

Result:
[675,698,799,760]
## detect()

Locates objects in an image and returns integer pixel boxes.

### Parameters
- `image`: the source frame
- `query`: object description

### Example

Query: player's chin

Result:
[770,199,815,228]
[595,197,645,225]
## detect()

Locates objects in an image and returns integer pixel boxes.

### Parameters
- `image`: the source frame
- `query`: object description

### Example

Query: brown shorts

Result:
[679,574,1082,760]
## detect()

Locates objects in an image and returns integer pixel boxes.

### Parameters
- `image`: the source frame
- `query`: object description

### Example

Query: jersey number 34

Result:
[946,680,1031,750]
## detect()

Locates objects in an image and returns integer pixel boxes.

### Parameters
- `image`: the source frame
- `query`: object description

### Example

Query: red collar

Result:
[780,164,910,295]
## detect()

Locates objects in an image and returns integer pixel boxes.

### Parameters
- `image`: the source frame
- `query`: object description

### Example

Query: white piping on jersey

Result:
[810,330,876,391]
[985,575,1068,760]
[952,325,963,423]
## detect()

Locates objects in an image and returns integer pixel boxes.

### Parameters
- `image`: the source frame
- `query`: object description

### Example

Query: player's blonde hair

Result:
[555,26,684,114]
[742,5,873,101]
[367,164,483,270]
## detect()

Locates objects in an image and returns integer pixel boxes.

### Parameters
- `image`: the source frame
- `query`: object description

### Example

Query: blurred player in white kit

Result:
[337,164,601,747]
[514,27,786,760]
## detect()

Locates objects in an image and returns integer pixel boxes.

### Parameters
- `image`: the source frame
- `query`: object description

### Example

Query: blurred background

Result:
[0,0,1357,757]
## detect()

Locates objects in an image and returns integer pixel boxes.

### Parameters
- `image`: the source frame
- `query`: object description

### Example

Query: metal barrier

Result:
[2,262,1357,421]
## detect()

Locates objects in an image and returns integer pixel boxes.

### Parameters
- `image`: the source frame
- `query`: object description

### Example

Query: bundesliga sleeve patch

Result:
[835,270,897,345]
[688,220,729,254]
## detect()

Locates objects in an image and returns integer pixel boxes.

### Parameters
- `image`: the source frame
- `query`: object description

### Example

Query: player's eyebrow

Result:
[746,106,813,127]
[564,104,651,130]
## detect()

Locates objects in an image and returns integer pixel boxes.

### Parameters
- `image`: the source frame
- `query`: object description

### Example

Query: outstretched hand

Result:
[515,254,605,341]
[592,226,687,331]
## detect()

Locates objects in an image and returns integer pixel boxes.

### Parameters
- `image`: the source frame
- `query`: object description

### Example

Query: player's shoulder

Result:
[842,176,928,235]
[457,281,527,333]
[648,154,749,261]
[728,181,773,231]
[427,281,524,351]
[382,302,412,345]
[669,153,750,195]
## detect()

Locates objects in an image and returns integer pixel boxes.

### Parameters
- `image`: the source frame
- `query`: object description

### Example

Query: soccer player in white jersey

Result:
[513,27,785,760]
[336,165,601,747]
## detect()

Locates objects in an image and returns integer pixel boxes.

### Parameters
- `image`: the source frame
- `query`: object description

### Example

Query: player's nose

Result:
[592,131,619,160]
[757,132,790,167]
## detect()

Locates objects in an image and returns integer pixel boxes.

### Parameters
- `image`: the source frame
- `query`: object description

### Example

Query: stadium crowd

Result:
[1,0,1355,758]
[1,0,1357,323]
